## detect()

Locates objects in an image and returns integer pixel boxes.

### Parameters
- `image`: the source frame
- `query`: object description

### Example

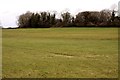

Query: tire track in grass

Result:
[49,51,74,58]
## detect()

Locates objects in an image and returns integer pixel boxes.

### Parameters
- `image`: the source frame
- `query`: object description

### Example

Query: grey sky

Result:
[0,0,119,27]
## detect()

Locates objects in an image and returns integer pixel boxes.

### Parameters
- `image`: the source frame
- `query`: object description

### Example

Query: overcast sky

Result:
[0,0,119,27]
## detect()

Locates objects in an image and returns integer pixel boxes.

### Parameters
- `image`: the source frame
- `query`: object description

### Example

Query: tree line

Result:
[17,10,120,28]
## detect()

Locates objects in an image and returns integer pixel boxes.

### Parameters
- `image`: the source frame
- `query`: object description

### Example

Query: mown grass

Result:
[2,28,118,78]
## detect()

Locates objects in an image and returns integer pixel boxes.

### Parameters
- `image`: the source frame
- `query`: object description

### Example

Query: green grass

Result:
[2,28,118,78]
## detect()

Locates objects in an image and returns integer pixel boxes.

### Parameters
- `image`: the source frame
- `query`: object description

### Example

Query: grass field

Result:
[2,28,118,78]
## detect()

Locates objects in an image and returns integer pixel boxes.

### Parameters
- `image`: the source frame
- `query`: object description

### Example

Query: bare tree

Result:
[17,11,33,28]
[100,9,111,22]
[61,12,72,27]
